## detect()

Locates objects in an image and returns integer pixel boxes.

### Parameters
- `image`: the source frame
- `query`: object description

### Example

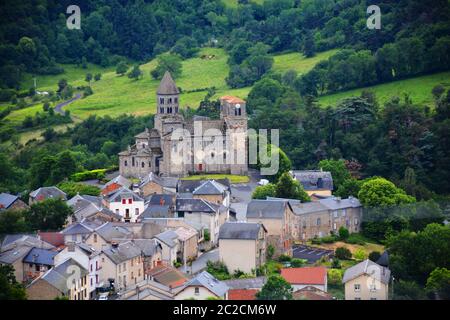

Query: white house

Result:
[153,230,179,266]
[104,187,145,223]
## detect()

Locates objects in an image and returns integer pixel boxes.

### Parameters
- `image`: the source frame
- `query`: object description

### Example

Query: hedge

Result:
[71,169,106,182]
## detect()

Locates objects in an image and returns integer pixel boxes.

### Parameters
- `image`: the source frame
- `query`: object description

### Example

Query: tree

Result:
[394,280,427,300]
[25,199,73,231]
[358,178,416,207]
[335,247,352,260]
[252,184,276,199]
[42,127,56,141]
[353,249,367,261]
[94,73,102,81]
[328,268,343,286]
[128,65,142,80]
[85,73,92,84]
[426,267,450,299]
[335,178,362,198]
[116,61,128,76]
[151,53,182,79]
[387,224,450,284]
[319,159,351,192]
[0,265,26,300]
[57,181,100,198]
[303,30,316,57]
[275,172,310,202]
[57,79,68,93]
[256,275,293,300]
[338,226,349,240]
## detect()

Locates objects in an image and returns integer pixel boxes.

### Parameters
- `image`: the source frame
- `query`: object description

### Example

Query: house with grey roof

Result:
[84,222,134,251]
[319,196,362,234]
[291,170,333,198]
[1,234,54,252]
[67,194,122,224]
[100,241,144,291]
[26,258,89,300]
[219,222,267,274]
[138,172,178,196]
[29,186,67,205]
[22,247,58,282]
[176,198,227,244]
[104,187,145,223]
[246,199,294,256]
[0,245,33,283]
[0,192,28,211]
[174,271,229,300]
[61,219,104,244]
[343,259,391,300]
[154,230,179,266]
[191,180,231,207]
[130,239,162,275]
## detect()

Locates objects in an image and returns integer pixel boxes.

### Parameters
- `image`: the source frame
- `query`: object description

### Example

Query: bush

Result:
[331,258,341,269]
[328,268,343,286]
[70,169,106,182]
[278,254,291,263]
[290,258,306,268]
[206,260,230,280]
[353,248,367,261]
[335,247,352,260]
[338,227,349,240]
[345,233,367,245]
[321,235,338,243]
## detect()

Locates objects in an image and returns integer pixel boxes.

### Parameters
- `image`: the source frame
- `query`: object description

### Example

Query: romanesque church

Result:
[118,71,248,178]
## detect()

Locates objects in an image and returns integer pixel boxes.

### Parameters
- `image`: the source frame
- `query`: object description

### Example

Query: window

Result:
[141,162,145,168]
[116,209,119,214]
[316,218,321,226]
[194,287,200,295]
[342,209,346,216]
[135,208,139,215]
[174,97,178,103]
[96,274,99,284]
[354,284,361,292]
[128,198,133,204]
[354,218,358,225]
[90,264,93,272]
[72,234,77,241]
[160,107,164,113]
[124,160,128,167]
[119,264,121,273]
[333,223,337,230]
[96,261,98,270]
[175,107,178,113]
[94,234,98,243]
[131,272,134,279]
[122,199,126,204]
[333,211,338,218]
[168,98,172,104]
[160,98,164,104]
[132,157,135,166]
[369,283,377,292]
[90,278,93,286]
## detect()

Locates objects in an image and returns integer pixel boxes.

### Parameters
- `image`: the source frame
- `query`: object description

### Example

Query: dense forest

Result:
[0,0,449,91]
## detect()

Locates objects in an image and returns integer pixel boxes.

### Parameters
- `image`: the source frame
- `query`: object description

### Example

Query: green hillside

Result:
[318,72,450,107]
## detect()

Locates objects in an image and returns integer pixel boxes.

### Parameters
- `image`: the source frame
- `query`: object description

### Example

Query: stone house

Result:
[28,186,67,205]
[22,247,57,283]
[246,199,294,256]
[54,242,102,299]
[218,222,267,274]
[100,241,144,291]
[0,245,33,283]
[84,222,134,251]
[291,170,333,199]
[130,239,162,276]
[0,193,29,211]
[66,194,122,224]
[138,173,178,196]
[319,196,362,234]
[173,226,198,263]
[26,258,89,300]
[343,259,391,300]
[153,230,179,266]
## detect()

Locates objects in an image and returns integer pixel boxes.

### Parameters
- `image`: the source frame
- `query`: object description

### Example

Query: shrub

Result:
[206,260,230,280]
[331,258,341,269]
[321,235,338,243]
[290,258,306,268]
[335,247,352,260]
[70,169,106,182]
[267,244,275,260]
[328,269,344,286]
[353,248,367,261]
[278,254,291,263]
[338,226,349,240]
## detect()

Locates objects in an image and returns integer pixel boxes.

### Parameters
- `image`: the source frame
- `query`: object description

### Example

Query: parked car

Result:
[258,179,269,186]
[98,293,109,300]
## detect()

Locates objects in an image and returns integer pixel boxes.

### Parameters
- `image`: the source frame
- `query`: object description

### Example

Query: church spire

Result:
[157,71,179,95]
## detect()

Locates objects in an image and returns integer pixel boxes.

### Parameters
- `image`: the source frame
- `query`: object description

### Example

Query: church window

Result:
[211,152,215,158]
[160,107,164,113]
[175,107,178,113]
[132,157,135,166]
[149,162,151,167]
[168,107,172,113]
[160,98,164,104]
[141,162,145,168]
[124,160,128,166]
[174,97,178,103]
[168,98,172,104]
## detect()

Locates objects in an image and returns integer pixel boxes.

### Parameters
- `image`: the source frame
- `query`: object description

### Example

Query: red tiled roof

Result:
[293,286,332,300]
[220,95,245,104]
[281,267,327,285]
[101,183,121,196]
[38,232,65,247]
[228,289,259,300]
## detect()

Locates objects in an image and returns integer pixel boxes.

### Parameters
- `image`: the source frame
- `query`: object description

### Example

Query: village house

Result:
[66,194,122,224]
[218,222,267,274]
[281,267,328,292]
[319,196,362,234]
[174,271,229,300]
[84,222,134,251]
[224,277,267,300]
[0,192,29,211]
[154,229,179,266]
[293,286,333,300]
[138,172,178,196]
[147,263,188,289]
[291,170,333,199]
[177,179,231,206]
[342,259,391,300]
[246,199,294,256]
[130,239,163,276]
[22,247,58,283]
[175,198,227,245]
[26,258,89,300]
[100,241,144,291]
[1,234,54,252]
[0,246,34,283]
[103,187,145,223]
[173,226,198,263]
[61,219,104,244]
[101,175,132,196]
[54,242,102,299]
[28,186,67,205]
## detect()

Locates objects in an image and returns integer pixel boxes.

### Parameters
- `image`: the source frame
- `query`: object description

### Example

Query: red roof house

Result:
[281,267,328,292]
[228,289,259,300]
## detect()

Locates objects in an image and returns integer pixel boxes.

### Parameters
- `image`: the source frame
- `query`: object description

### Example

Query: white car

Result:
[258,179,269,186]
[98,293,109,300]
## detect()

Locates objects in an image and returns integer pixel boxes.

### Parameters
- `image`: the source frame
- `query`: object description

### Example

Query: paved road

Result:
[54,93,82,115]
[179,248,219,275]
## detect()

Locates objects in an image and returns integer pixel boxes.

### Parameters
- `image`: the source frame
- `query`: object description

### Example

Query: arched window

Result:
[160,97,164,104]
[141,162,145,168]
[168,98,172,104]
[160,107,164,113]
[124,160,128,166]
